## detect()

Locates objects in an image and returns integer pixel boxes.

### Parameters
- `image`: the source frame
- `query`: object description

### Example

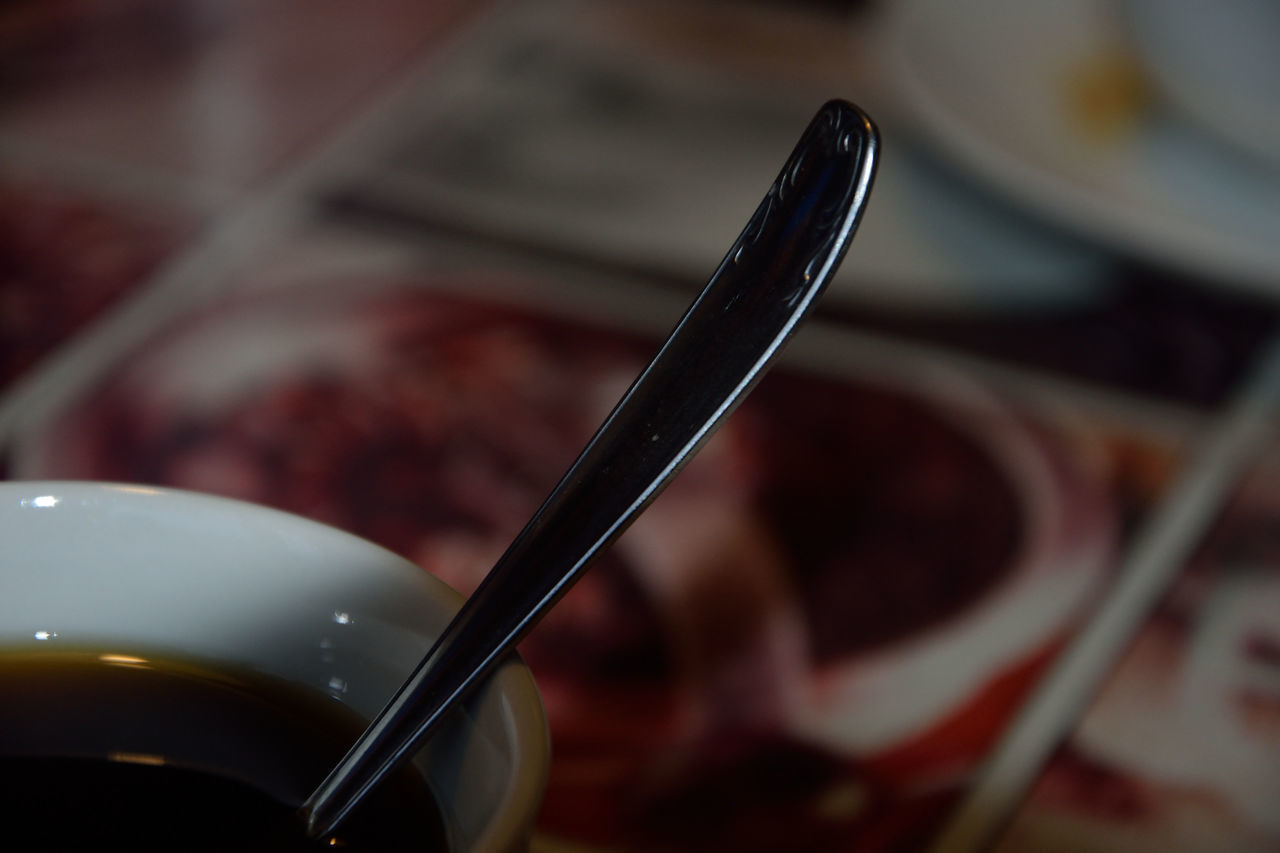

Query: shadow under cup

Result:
[0,481,549,852]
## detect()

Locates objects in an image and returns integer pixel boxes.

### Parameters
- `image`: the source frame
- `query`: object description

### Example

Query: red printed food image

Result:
[12,280,1115,850]
[0,176,183,386]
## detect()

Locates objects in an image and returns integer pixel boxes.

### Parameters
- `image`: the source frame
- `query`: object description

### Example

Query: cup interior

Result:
[0,481,548,852]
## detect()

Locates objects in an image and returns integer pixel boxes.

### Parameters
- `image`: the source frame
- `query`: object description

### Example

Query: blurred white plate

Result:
[882,0,1280,293]
[1124,0,1280,170]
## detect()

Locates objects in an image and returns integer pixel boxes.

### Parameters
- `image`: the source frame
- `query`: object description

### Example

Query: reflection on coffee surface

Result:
[0,652,448,851]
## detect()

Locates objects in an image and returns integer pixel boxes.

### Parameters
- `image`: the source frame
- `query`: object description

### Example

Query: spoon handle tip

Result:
[300,98,879,839]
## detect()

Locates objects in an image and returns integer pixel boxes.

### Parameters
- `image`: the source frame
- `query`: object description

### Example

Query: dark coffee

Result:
[0,651,449,851]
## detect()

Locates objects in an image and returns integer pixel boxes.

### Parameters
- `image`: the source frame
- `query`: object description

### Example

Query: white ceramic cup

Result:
[0,481,549,852]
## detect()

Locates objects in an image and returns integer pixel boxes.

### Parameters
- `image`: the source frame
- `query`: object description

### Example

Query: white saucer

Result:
[881,0,1280,293]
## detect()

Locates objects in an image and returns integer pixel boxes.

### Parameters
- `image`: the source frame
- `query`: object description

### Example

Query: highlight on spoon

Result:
[300,98,879,840]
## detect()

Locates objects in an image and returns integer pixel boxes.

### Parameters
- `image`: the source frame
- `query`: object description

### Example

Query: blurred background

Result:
[2,0,1279,850]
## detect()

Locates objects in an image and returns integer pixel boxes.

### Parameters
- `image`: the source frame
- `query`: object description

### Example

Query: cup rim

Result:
[0,480,550,852]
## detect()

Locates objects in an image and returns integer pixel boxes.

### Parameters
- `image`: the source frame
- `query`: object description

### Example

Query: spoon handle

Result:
[301,99,878,838]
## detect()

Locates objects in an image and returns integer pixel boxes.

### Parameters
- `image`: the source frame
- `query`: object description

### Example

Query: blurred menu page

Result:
[0,0,1273,850]
[3,230,1198,851]
[326,0,1276,410]
[332,0,832,279]
[326,0,1115,314]
[997,461,1280,853]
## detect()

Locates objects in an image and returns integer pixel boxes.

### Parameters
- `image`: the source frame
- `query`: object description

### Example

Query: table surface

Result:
[3,1,1278,850]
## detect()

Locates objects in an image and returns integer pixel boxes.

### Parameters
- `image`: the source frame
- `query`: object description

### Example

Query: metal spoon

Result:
[300,98,879,839]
